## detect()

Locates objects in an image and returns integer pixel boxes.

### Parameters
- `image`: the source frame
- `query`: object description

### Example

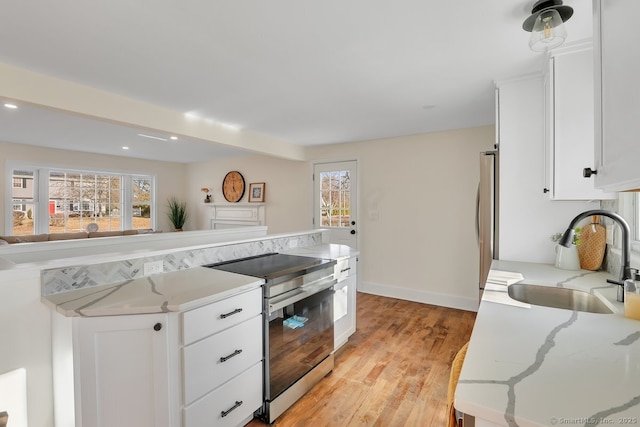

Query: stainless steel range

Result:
[207,253,337,423]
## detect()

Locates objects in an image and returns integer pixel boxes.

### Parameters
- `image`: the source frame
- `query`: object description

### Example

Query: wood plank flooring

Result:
[246,292,477,427]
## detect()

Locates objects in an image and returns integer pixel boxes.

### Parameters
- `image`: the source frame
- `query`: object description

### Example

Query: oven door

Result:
[265,280,335,400]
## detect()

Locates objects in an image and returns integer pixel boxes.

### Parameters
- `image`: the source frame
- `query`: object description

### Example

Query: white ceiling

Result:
[0,0,592,163]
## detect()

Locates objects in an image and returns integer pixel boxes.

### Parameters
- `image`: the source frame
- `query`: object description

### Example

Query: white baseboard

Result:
[358,280,479,312]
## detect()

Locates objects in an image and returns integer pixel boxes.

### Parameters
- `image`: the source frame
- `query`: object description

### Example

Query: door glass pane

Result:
[320,170,351,228]
[11,170,35,236]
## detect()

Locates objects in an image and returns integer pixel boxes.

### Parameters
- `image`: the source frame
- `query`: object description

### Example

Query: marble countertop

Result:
[455,260,640,426]
[282,243,358,260]
[42,267,264,317]
[43,243,357,317]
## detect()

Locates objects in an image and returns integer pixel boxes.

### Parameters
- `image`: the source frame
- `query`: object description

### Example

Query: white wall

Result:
[0,141,189,234]
[186,127,495,310]
[306,126,495,310]
[186,155,311,234]
[0,271,53,427]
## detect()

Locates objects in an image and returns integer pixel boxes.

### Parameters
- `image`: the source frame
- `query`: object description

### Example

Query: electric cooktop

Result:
[205,253,334,281]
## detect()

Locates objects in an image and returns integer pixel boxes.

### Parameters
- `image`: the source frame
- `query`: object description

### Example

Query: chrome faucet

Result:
[559,209,633,303]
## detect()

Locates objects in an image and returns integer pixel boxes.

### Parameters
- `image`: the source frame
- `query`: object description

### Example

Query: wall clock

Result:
[222,171,246,202]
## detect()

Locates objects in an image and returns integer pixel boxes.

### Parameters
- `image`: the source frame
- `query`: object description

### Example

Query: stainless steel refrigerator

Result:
[477,150,499,303]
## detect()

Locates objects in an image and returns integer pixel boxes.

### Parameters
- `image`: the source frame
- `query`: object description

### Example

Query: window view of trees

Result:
[320,170,351,227]
[132,176,152,230]
[10,167,154,236]
[47,171,123,233]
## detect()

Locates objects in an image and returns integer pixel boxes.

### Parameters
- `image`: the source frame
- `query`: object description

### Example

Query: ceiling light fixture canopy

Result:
[523,0,573,52]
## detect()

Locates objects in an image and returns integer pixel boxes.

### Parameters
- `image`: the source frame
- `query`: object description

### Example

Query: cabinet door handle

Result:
[583,167,598,178]
[220,400,243,418]
[220,349,243,363]
[153,323,162,331]
[219,308,243,319]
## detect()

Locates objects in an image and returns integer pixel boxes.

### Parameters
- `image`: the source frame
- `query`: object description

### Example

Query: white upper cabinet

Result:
[544,43,616,200]
[593,0,640,191]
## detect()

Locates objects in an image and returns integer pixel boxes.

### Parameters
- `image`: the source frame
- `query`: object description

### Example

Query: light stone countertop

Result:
[42,267,264,317]
[455,260,640,426]
[282,243,359,260]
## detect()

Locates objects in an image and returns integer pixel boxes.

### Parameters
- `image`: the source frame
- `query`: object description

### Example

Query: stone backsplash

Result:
[42,231,324,295]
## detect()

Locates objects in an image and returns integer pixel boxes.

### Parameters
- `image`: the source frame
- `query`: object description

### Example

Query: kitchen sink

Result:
[508,283,613,314]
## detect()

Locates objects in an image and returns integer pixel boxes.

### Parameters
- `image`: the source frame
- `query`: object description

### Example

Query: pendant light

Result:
[522,0,573,52]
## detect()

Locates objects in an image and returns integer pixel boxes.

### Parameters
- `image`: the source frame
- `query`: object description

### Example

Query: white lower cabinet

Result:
[53,286,263,427]
[71,313,176,427]
[180,288,263,427]
[334,256,357,350]
[183,315,262,404]
[183,362,263,427]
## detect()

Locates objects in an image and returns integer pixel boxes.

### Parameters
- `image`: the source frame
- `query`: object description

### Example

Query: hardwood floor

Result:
[246,292,477,427]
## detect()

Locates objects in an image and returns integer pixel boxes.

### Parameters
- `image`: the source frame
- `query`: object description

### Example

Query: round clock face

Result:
[222,171,245,202]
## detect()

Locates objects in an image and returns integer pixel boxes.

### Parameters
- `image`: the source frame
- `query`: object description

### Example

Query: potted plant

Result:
[167,197,188,231]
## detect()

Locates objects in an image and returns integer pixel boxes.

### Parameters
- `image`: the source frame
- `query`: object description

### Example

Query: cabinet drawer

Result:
[183,315,262,404]
[184,361,263,427]
[183,287,262,345]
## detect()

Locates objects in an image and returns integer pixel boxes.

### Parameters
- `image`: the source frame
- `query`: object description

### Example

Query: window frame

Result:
[5,162,157,235]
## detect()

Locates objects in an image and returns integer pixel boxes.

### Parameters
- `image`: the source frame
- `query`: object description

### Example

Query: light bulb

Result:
[529,9,567,52]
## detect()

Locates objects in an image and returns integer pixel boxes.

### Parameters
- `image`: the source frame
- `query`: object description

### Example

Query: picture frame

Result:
[248,182,265,202]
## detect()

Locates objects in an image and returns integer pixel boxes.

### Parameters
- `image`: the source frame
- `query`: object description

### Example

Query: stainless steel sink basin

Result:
[508,283,613,314]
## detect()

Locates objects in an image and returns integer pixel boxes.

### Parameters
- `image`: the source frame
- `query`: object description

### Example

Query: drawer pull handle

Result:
[221,400,243,417]
[340,267,351,273]
[219,308,243,319]
[220,349,243,363]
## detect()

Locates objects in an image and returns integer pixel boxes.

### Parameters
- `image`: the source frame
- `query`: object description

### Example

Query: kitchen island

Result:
[455,260,640,426]
[39,241,357,427]
[0,228,335,426]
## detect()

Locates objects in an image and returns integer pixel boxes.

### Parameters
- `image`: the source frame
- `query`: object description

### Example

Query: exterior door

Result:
[313,161,357,248]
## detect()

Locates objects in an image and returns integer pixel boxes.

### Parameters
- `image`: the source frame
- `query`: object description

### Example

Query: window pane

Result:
[11,170,35,236]
[132,177,152,230]
[319,170,351,228]
[48,171,124,233]
[8,165,153,236]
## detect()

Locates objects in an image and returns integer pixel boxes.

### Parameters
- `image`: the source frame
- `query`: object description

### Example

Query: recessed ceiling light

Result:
[122,146,130,150]
[4,103,17,109]
[170,136,178,141]
[221,123,241,131]
[137,133,168,141]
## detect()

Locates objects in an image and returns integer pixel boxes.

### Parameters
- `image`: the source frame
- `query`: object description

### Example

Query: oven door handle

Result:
[268,278,337,313]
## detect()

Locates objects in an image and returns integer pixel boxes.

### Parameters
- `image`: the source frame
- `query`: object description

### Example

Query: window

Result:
[132,176,152,229]
[319,170,351,227]
[8,165,155,236]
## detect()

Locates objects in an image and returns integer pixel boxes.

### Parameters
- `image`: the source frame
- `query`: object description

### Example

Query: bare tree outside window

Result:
[320,170,351,227]
[10,167,152,235]
[132,176,152,229]
[48,171,123,232]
